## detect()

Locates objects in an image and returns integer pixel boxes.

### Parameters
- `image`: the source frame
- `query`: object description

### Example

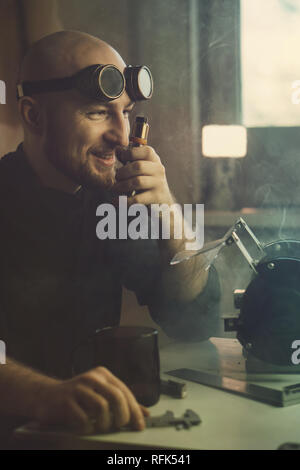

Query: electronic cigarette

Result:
[129,116,149,196]
[130,116,149,147]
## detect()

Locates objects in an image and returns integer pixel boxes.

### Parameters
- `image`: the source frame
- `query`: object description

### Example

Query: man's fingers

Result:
[125,190,163,207]
[114,175,156,194]
[115,146,131,164]
[64,400,93,434]
[140,405,150,417]
[116,145,160,164]
[103,371,146,431]
[69,368,147,432]
[115,160,157,181]
[82,372,131,429]
[74,385,113,433]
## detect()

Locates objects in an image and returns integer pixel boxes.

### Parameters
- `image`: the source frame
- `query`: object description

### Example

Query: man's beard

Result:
[44,144,119,192]
[77,154,117,191]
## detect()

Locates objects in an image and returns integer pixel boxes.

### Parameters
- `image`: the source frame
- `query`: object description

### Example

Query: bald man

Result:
[0,31,220,438]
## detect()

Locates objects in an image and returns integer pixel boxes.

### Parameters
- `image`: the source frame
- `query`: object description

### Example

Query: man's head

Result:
[18,30,134,192]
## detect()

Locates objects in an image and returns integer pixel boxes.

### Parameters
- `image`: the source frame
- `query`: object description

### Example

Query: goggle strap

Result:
[17,76,74,98]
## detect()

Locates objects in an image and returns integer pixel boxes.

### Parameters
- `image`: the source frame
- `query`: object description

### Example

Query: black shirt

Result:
[0,144,220,378]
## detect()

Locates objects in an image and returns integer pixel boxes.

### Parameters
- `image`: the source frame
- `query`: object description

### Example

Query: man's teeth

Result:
[93,153,113,160]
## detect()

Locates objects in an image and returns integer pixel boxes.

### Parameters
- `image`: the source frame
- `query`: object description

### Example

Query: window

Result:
[241,0,300,127]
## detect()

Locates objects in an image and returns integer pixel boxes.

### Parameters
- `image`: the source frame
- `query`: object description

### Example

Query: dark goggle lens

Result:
[138,67,153,99]
[100,66,125,98]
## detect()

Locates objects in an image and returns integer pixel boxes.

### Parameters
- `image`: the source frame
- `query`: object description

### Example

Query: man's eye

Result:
[87,110,108,120]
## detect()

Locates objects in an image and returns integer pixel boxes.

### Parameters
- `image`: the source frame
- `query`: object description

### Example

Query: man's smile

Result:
[91,151,116,168]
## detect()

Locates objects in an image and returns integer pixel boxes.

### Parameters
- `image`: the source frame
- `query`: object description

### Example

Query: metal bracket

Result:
[145,409,201,430]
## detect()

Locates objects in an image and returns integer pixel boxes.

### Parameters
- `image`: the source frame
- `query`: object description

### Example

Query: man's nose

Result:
[103,113,130,148]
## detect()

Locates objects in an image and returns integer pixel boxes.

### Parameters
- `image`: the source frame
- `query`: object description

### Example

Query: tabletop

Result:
[12,337,300,450]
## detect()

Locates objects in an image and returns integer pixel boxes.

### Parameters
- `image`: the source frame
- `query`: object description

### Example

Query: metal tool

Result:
[130,115,149,148]
[128,116,149,196]
[278,442,300,450]
[161,379,187,398]
[170,217,264,272]
[171,217,300,367]
[167,368,300,407]
[145,409,201,430]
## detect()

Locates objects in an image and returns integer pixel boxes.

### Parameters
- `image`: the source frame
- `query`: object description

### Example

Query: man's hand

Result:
[114,145,209,303]
[114,146,174,206]
[34,367,149,434]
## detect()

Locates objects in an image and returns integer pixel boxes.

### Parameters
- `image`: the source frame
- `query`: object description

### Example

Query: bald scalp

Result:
[19,30,126,83]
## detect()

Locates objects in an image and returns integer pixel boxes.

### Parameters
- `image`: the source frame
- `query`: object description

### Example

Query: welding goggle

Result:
[16,64,153,102]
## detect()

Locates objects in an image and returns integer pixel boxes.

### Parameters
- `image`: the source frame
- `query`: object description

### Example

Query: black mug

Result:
[72,326,161,407]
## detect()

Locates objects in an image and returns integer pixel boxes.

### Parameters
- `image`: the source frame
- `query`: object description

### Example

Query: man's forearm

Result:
[158,237,208,303]
[0,357,58,418]
[155,201,208,302]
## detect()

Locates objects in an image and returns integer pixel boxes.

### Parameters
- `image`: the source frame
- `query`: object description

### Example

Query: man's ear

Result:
[18,97,44,135]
